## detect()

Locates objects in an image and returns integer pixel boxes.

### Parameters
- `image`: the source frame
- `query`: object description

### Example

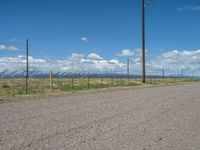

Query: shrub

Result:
[2,84,9,88]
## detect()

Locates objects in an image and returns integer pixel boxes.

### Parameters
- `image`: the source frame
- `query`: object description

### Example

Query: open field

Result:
[0,77,199,96]
[0,83,200,149]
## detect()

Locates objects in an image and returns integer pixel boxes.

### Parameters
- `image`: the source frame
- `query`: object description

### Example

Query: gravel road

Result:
[1,83,200,150]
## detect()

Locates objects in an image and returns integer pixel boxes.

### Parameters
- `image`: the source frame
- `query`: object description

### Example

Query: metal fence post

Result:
[11,81,14,96]
[111,77,113,86]
[71,77,74,90]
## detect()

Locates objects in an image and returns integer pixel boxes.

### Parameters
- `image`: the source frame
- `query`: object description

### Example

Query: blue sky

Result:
[0,0,200,75]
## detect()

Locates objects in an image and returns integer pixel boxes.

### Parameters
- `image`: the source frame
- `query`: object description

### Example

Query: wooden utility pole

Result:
[26,39,29,93]
[142,0,146,83]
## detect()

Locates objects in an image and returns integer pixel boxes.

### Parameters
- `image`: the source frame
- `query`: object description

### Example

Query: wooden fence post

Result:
[101,77,103,87]
[111,77,113,86]
[50,70,53,92]
[88,77,90,89]
[71,77,74,90]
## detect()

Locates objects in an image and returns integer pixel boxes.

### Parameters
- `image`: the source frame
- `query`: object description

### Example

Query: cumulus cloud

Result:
[0,53,126,75]
[87,53,102,60]
[81,37,89,42]
[0,50,200,76]
[0,44,18,51]
[149,50,200,75]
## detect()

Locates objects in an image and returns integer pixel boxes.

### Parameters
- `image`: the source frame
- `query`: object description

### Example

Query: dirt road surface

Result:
[0,83,200,150]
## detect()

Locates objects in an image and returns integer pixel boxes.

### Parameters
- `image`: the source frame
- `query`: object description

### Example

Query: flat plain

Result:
[0,83,200,150]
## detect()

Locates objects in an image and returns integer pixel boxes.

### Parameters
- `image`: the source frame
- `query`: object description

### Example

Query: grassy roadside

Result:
[0,78,199,97]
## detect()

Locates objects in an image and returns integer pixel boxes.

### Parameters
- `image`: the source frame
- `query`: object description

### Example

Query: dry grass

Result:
[0,77,199,96]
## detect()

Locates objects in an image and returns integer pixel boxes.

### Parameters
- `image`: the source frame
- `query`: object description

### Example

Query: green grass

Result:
[0,77,199,97]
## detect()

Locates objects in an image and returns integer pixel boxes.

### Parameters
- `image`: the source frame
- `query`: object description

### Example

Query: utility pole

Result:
[142,0,146,83]
[26,39,29,93]
[127,57,130,80]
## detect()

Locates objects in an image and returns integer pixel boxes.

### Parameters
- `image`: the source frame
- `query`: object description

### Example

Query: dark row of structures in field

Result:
[0,70,198,79]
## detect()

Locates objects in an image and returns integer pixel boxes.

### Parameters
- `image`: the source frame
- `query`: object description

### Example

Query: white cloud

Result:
[120,49,134,57]
[118,48,147,57]
[81,37,89,42]
[149,50,200,75]
[0,50,200,76]
[0,44,18,51]
[0,45,6,50]
[87,53,102,60]
[0,53,126,75]
[178,6,200,11]
[68,53,85,60]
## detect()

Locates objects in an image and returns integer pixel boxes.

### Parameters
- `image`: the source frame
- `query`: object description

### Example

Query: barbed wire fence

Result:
[0,40,199,96]
[0,68,198,96]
